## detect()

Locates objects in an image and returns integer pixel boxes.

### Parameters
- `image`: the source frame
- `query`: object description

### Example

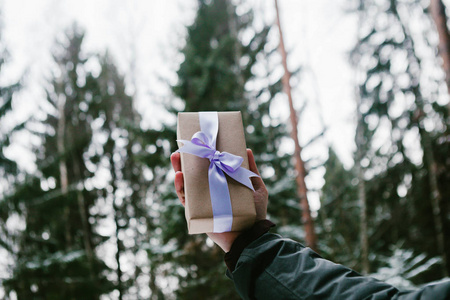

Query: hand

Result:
[170,149,268,252]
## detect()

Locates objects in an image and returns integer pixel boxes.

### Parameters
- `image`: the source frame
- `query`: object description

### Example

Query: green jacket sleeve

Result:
[227,233,450,300]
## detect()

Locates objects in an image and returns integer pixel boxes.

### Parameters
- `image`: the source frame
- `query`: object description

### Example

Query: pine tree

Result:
[151,0,301,298]
[3,26,115,299]
[88,53,168,299]
[173,0,296,226]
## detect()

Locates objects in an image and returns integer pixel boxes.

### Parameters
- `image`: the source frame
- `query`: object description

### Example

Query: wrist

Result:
[207,231,242,252]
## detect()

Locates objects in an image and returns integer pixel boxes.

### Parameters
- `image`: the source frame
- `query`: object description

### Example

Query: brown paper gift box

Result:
[177,111,256,234]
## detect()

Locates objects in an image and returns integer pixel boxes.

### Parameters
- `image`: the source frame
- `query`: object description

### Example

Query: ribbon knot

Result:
[210,150,221,162]
[177,112,259,233]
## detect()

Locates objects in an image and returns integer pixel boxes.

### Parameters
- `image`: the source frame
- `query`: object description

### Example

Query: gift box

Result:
[177,111,257,234]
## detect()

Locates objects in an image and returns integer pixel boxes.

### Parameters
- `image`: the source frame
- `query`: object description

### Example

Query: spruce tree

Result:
[3,26,114,299]
[155,0,298,298]
[89,53,167,299]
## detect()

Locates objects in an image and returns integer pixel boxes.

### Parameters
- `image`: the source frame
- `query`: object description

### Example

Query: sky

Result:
[1,0,357,210]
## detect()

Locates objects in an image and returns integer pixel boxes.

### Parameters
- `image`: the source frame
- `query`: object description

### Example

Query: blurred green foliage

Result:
[0,0,449,299]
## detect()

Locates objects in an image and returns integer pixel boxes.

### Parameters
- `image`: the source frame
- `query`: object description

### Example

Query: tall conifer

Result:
[3,27,114,299]
[155,0,298,297]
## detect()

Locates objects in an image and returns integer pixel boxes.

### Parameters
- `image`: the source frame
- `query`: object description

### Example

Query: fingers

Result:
[247,149,268,220]
[174,171,186,206]
[170,152,181,172]
[171,152,185,206]
[247,149,266,190]
[247,149,260,175]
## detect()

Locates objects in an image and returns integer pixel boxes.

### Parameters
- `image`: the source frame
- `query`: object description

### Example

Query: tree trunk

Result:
[355,100,370,274]
[429,0,450,114]
[274,0,317,251]
[355,0,370,275]
[57,96,72,249]
[419,126,448,277]
[227,0,245,90]
[72,158,96,282]
[107,142,124,300]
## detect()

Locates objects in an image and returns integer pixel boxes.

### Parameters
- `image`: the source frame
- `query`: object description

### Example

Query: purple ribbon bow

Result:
[177,112,259,233]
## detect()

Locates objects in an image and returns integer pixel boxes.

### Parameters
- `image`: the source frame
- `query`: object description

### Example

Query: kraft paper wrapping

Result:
[177,112,256,234]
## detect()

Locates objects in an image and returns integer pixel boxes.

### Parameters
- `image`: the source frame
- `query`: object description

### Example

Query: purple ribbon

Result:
[177,112,259,233]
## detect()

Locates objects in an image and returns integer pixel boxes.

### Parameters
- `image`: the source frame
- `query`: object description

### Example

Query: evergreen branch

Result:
[26,182,83,207]
[303,131,326,149]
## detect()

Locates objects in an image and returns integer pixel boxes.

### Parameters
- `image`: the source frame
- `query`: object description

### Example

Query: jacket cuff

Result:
[224,219,275,272]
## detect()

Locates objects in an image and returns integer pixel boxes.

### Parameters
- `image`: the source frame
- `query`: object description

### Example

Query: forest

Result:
[0,0,449,299]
